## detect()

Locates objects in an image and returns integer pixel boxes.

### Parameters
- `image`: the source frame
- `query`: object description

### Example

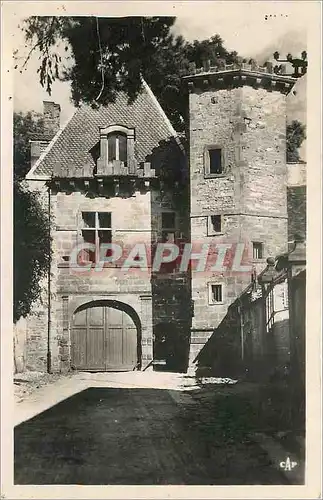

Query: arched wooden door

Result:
[71,303,138,371]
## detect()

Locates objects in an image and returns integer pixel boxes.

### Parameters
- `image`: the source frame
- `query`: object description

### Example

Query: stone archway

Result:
[71,300,141,371]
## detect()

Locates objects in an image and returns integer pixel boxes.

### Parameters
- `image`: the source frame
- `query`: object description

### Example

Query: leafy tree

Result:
[286,120,306,162]
[18,16,240,132]
[18,18,307,159]
[14,111,44,180]
[14,111,52,323]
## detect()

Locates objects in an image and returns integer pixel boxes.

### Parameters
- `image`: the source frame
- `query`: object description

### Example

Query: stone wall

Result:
[52,188,153,371]
[22,179,191,372]
[150,186,191,370]
[190,87,287,217]
[189,83,289,361]
[194,275,290,382]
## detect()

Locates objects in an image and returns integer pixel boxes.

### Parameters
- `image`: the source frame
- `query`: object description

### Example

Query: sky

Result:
[7,2,308,140]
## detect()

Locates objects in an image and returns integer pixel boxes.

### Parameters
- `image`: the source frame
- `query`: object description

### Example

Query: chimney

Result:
[43,101,61,138]
[29,101,61,169]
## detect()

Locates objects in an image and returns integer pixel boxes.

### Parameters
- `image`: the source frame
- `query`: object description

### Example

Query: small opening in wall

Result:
[210,215,222,233]
[253,242,264,260]
[209,149,222,174]
[210,283,223,303]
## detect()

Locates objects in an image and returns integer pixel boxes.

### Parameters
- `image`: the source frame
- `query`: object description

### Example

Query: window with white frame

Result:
[208,283,224,304]
[80,211,112,263]
[207,214,222,235]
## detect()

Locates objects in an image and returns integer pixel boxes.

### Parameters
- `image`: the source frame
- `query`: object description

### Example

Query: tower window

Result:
[253,242,264,260]
[204,146,224,177]
[209,283,223,304]
[208,215,222,235]
[209,148,222,174]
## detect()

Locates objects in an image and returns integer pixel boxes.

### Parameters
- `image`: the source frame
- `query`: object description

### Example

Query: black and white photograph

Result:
[1,1,322,498]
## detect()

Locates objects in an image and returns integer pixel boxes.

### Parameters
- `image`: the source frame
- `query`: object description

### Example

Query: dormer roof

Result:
[26,81,184,180]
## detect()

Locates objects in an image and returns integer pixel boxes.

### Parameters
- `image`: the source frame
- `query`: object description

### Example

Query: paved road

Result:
[15,384,288,485]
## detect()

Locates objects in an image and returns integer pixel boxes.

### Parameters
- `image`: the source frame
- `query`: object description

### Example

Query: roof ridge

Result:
[26,110,76,180]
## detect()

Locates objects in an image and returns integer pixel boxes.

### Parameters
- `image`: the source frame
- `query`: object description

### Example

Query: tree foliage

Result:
[18,17,306,157]
[286,120,306,163]
[19,16,240,132]
[14,111,44,180]
[14,112,52,323]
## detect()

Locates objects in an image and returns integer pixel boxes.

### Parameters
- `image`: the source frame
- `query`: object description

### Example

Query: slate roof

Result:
[27,82,182,179]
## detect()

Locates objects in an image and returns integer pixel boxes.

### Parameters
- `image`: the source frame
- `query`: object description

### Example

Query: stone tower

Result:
[184,62,296,363]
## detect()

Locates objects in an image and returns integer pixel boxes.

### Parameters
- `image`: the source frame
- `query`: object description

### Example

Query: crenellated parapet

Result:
[183,61,297,94]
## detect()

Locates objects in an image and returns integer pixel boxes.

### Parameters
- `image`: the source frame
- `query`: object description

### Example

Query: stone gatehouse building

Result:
[19,63,305,373]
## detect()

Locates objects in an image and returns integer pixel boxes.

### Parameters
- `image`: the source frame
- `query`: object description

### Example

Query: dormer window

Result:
[97,124,135,175]
[108,132,127,163]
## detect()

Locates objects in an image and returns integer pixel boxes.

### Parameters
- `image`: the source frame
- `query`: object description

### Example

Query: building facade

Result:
[23,82,191,373]
[17,64,303,374]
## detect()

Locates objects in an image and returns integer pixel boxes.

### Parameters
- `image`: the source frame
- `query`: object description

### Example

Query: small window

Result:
[209,148,222,175]
[253,242,264,260]
[208,215,222,235]
[209,283,223,304]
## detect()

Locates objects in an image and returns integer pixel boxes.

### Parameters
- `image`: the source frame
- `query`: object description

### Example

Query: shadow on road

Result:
[15,386,291,485]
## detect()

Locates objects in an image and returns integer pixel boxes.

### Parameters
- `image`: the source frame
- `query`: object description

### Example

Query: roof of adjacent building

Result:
[27,81,183,179]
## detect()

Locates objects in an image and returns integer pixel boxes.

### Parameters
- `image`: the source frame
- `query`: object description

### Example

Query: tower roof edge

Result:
[183,65,297,94]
